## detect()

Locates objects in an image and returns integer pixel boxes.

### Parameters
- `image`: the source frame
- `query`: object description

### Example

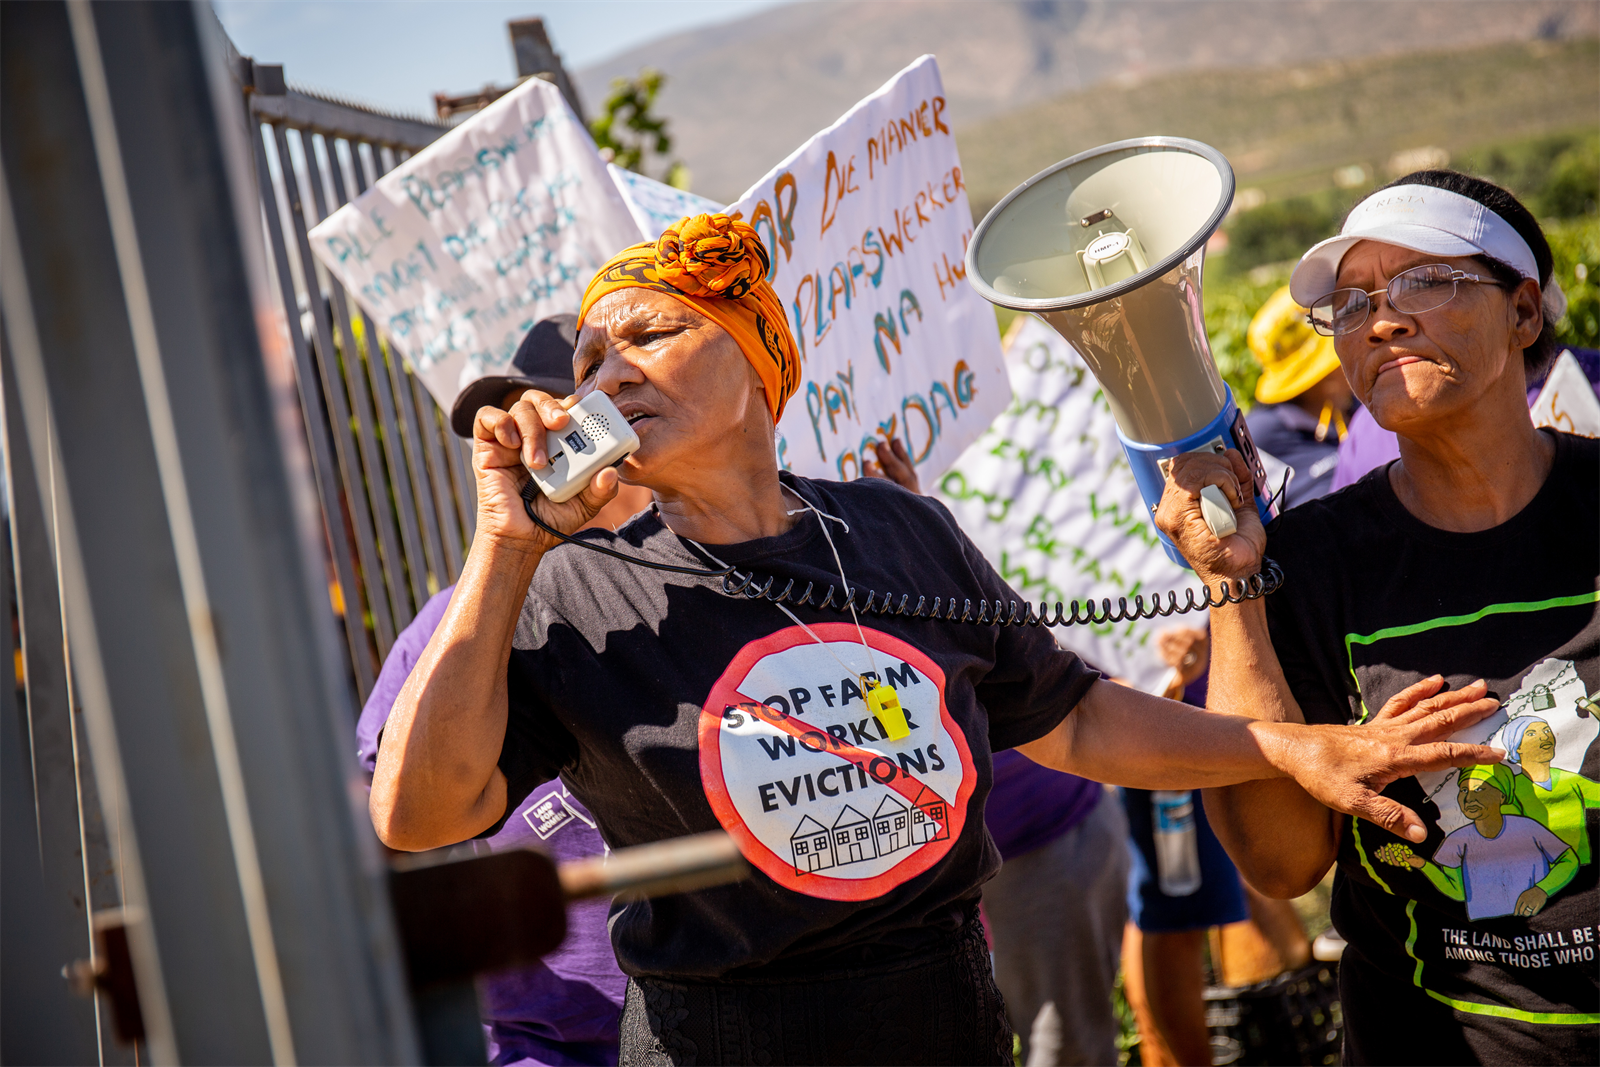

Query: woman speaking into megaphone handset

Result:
[1156,170,1598,1067]
[377,212,1528,1065]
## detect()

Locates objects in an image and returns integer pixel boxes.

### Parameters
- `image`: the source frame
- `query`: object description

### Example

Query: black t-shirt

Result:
[1264,430,1599,1065]
[492,473,1098,979]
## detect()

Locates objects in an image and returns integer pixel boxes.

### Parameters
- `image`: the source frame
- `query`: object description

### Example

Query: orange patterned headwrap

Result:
[579,214,801,422]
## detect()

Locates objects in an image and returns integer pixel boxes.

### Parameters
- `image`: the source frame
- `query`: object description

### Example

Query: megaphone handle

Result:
[1199,485,1238,539]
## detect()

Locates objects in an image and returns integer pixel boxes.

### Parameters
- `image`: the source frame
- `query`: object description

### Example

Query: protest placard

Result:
[935,317,1198,691]
[307,77,642,410]
[608,163,724,240]
[1530,349,1600,436]
[727,55,1010,481]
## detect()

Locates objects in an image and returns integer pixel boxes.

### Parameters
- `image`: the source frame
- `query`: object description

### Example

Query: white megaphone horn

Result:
[964,137,1277,568]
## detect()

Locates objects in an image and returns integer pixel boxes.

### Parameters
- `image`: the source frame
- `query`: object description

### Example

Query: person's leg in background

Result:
[1120,787,1249,1067]
[1121,925,1210,1067]
[984,791,1130,1066]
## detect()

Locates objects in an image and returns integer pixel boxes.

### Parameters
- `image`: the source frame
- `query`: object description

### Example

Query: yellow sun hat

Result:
[1248,285,1344,405]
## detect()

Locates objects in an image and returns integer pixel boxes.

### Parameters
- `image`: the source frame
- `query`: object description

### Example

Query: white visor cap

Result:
[1288,184,1539,307]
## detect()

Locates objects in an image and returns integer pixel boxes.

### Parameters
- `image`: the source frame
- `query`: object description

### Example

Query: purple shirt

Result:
[1332,347,1600,492]
[983,750,1102,860]
[358,587,625,1067]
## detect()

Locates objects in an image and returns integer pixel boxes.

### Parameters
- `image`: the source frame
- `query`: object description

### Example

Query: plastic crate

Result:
[1203,961,1342,1066]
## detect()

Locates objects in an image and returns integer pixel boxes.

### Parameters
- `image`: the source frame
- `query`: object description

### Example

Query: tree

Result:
[589,68,689,189]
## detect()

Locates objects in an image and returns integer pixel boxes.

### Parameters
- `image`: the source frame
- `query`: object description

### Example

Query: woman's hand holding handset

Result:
[472,389,620,554]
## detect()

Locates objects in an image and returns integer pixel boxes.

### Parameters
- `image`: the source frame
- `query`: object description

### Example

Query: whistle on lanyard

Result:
[865,677,910,741]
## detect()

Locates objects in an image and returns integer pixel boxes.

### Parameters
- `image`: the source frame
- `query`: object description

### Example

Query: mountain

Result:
[958,34,1600,221]
[574,0,1597,203]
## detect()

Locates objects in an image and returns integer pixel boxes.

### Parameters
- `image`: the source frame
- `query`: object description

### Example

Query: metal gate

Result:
[233,38,471,700]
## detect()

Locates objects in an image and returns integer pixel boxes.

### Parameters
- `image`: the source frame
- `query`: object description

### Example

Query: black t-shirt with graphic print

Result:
[490,473,1098,980]
[1263,430,1599,1065]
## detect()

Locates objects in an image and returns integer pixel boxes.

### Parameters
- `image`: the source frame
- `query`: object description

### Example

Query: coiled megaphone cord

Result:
[520,478,1282,626]
[714,560,1283,628]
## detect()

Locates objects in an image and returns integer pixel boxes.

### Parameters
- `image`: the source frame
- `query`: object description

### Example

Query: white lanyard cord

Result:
[781,488,880,678]
[687,485,881,681]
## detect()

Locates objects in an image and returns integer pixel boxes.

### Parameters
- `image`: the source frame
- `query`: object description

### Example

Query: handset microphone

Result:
[517,391,735,578]
[524,391,641,503]
[964,137,1276,568]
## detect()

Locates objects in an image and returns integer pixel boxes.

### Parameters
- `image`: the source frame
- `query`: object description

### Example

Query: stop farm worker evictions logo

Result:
[700,623,976,900]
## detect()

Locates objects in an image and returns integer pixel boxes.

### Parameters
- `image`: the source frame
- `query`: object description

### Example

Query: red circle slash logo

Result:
[699,623,975,900]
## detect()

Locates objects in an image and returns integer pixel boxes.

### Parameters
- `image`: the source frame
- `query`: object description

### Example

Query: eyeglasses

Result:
[1307,263,1503,337]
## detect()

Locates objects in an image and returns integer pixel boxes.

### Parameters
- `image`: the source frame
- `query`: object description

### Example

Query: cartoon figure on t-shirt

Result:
[1377,766,1579,919]
[1494,714,1600,866]
[1418,658,1599,854]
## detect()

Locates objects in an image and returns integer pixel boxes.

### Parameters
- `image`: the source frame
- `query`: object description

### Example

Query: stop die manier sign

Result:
[699,622,976,900]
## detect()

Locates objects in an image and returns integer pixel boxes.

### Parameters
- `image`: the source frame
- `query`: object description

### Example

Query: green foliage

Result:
[1113,967,1140,1066]
[1220,196,1341,278]
[1548,214,1600,350]
[1203,263,1293,410]
[1457,132,1600,219]
[589,68,689,187]
[1542,146,1600,220]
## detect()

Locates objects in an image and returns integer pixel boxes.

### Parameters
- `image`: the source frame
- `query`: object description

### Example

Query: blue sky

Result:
[214,0,788,118]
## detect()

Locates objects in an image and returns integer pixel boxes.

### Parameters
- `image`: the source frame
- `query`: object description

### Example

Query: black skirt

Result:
[617,916,1013,1066]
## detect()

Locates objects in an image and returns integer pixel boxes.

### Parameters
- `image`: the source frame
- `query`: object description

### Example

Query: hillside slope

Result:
[575,0,1597,201]
[957,35,1600,220]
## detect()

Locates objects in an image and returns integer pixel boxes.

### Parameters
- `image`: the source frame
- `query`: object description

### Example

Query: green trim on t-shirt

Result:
[1351,815,1395,895]
[1404,900,1600,1025]
[1343,590,1600,722]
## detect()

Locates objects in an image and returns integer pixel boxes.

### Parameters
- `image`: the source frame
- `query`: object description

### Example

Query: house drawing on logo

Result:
[907,785,950,845]
[872,794,911,856]
[790,815,834,875]
[833,804,876,864]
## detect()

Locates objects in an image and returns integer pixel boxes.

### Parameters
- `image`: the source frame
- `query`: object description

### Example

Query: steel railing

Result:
[229,39,472,700]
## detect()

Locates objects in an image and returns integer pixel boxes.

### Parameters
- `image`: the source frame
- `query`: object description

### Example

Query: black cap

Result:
[449,314,578,438]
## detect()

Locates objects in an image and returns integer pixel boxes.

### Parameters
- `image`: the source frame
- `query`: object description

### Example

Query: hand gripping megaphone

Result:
[964,137,1277,568]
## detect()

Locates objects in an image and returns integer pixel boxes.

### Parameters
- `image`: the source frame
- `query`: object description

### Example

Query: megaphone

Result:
[965,137,1276,568]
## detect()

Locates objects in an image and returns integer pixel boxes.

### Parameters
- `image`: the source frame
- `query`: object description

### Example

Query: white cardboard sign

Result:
[607,163,724,240]
[307,78,642,410]
[1530,349,1600,437]
[935,317,1199,691]
[727,55,1010,481]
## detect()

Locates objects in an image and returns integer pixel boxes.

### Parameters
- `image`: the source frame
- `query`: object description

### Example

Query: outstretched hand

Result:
[1285,676,1503,843]
[472,390,620,553]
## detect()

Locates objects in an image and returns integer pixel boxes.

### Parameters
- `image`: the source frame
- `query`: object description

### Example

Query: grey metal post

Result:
[0,513,91,1066]
[0,335,133,1065]
[0,2,418,1061]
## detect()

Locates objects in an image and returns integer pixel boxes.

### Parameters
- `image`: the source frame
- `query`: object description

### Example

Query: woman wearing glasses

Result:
[1157,169,1598,1065]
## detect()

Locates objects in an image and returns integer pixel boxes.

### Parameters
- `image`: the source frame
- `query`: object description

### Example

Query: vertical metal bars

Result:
[2,1,419,1059]
[1,330,124,1066]
[276,128,397,664]
[0,495,87,1066]
[341,145,431,615]
[252,125,376,696]
[244,64,467,697]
